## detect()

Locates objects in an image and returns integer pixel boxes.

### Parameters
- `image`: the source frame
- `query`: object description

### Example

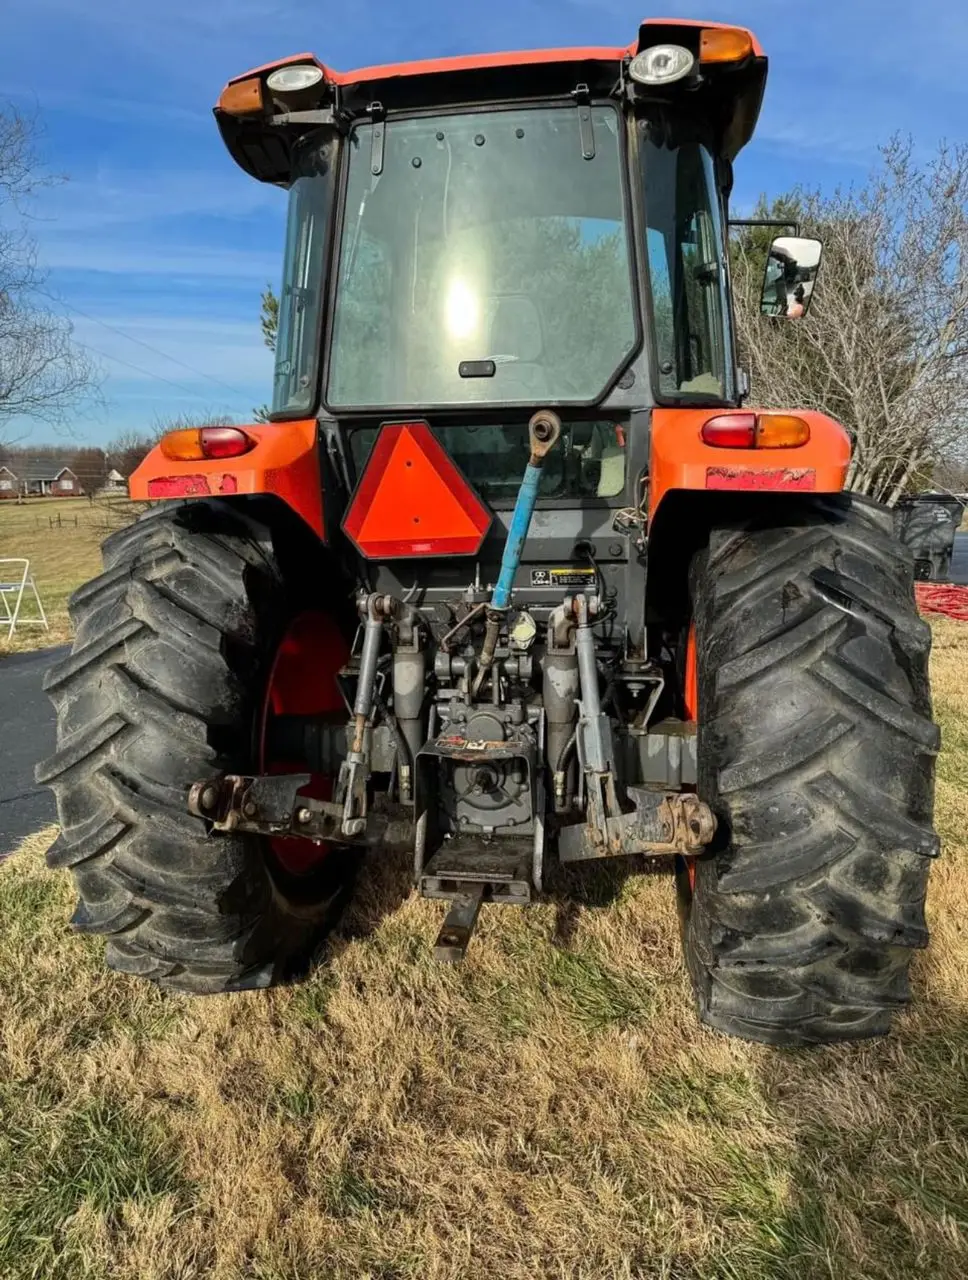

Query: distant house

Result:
[0,465,17,499]
[100,469,128,495]
[20,460,83,497]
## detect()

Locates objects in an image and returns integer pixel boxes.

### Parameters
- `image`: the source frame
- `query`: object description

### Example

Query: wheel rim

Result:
[680,621,698,896]
[683,621,699,724]
[260,611,350,876]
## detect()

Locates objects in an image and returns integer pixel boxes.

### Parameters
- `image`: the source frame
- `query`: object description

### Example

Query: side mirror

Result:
[760,236,823,319]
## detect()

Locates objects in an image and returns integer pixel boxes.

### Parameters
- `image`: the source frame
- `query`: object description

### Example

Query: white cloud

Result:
[52,311,276,439]
[67,312,274,409]
[73,312,271,367]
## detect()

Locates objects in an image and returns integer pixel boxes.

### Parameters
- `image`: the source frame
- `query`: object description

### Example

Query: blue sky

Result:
[3,0,967,446]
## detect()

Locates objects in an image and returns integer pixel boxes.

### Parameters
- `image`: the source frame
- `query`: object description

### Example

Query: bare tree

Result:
[68,446,109,493]
[932,455,968,494]
[105,429,160,480]
[0,105,97,438]
[733,138,968,504]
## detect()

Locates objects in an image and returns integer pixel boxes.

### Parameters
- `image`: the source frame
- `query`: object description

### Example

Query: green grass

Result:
[0,497,141,654]
[0,1094,189,1280]
[544,947,657,1031]
[0,630,965,1279]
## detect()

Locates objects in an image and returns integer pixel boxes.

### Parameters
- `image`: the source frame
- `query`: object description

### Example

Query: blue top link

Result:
[491,461,543,610]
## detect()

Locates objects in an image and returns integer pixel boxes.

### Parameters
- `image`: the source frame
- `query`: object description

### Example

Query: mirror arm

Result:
[729,217,802,238]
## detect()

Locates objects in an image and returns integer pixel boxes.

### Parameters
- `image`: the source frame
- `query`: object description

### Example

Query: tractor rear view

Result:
[39,20,940,1045]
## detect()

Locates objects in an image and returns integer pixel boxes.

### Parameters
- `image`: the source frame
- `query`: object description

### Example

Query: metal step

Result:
[419,838,532,907]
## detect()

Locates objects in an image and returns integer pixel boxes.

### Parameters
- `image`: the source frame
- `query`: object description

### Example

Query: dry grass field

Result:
[0,621,965,1279]
[0,498,142,653]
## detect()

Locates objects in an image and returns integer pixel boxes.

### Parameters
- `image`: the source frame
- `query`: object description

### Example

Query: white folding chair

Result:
[0,559,49,641]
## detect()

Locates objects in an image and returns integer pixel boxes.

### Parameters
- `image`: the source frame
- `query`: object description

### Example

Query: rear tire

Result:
[38,500,356,994]
[680,493,940,1045]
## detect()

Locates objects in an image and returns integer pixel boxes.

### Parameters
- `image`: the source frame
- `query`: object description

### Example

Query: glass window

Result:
[272,137,337,416]
[328,106,638,409]
[349,421,627,504]
[642,139,733,400]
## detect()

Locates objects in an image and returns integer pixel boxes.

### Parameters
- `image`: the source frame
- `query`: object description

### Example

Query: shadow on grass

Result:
[544,852,673,948]
[313,834,674,966]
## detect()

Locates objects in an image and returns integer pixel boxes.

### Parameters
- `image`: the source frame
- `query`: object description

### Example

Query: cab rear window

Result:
[350,421,627,503]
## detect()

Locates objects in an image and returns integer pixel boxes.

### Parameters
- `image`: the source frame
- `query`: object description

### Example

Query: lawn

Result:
[0,620,966,1280]
[0,497,141,653]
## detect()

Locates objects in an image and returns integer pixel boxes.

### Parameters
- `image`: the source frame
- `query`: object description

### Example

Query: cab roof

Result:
[215,18,767,185]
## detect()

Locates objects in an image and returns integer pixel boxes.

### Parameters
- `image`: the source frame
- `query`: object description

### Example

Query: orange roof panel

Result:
[223,21,763,94]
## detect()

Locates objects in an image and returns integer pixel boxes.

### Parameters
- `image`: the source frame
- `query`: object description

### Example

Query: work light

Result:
[266,65,325,94]
[629,45,695,85]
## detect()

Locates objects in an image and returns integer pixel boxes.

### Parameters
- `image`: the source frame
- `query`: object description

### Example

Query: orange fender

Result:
[129,419,324,538]
[648,408,851,522]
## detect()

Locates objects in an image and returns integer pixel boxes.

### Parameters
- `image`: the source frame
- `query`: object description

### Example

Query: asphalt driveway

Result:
[0,645,65,858]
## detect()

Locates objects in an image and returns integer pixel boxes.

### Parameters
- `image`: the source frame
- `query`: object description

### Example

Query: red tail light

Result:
[200,427,255,458]
[160,426,255,461]
[700,414,757,448]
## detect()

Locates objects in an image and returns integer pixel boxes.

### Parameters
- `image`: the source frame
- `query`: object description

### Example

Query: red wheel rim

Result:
[683,622,698,892]
[260,611,349,875]
[684,622,699,724]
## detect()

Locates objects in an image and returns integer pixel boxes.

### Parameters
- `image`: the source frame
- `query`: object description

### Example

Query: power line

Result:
[74,338,233,402]
[55,296,253,401]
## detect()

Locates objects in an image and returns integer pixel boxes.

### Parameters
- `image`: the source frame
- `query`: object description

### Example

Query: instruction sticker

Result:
[530,567,597,588]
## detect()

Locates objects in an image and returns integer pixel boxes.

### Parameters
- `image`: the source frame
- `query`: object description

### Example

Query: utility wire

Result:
[74,338,232,403]
[55,295,252,400]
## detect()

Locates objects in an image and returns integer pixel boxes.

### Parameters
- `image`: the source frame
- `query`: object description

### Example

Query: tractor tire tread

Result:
[683,492,939,1046]
[38,500,349,994]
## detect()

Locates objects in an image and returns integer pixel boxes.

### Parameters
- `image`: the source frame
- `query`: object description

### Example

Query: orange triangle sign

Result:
[343,422,492,558]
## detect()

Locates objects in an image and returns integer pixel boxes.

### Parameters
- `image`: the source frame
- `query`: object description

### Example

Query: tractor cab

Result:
[217,20,766,430]
[208,21,783,646]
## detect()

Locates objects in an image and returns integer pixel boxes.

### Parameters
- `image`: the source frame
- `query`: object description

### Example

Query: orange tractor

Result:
[40,20,939,1045]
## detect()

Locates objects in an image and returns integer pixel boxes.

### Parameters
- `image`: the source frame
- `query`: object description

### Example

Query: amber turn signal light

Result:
[218,76,264,116]
[160,427,255,461]
[701,413,810,449]
[699,26,754,64]
[755,414,811,448]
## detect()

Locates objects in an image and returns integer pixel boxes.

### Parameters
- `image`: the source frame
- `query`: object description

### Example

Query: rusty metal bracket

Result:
[188,773,409,848]
[528,409,562,462]
[558,789,716,863]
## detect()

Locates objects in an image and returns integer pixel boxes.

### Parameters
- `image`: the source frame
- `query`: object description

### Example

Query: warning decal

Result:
[530,567,597,587]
